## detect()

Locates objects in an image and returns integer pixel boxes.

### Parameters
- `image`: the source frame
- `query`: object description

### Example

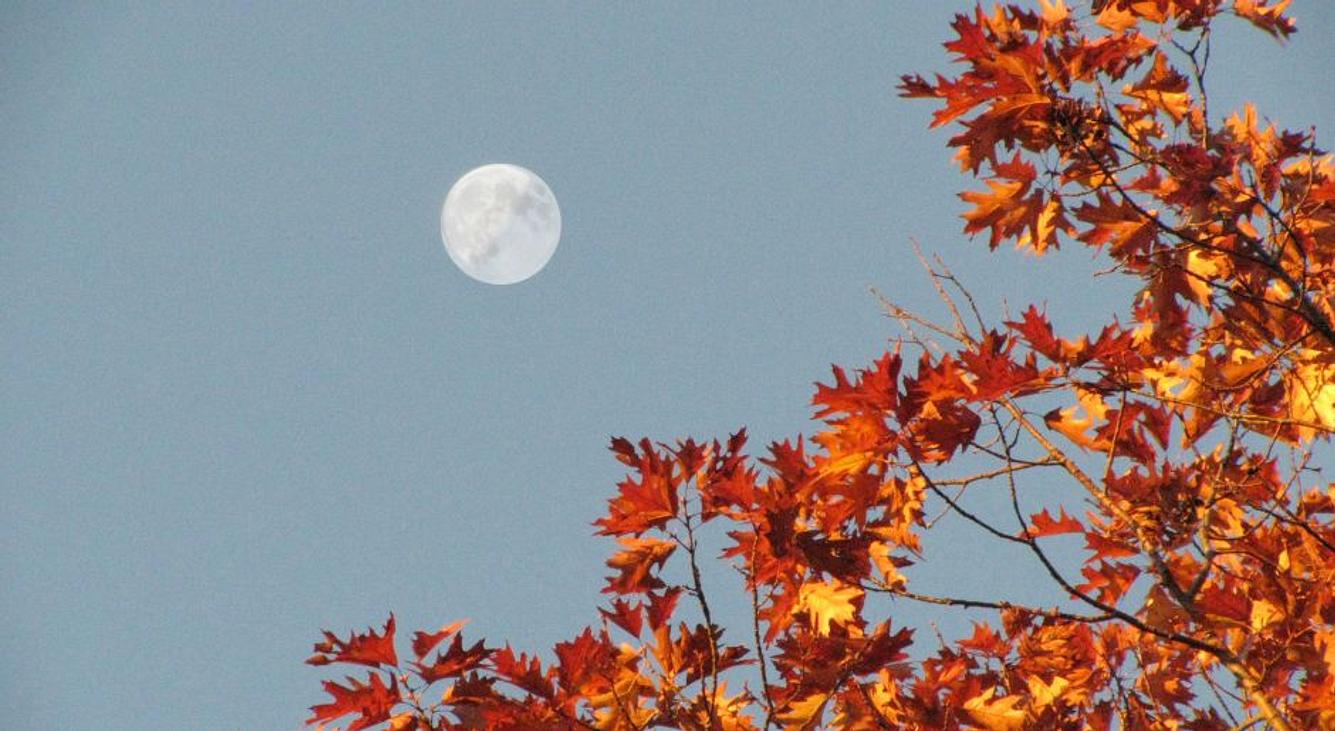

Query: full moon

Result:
[440,163,562,285]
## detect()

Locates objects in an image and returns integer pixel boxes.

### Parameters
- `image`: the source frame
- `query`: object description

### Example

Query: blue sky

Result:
[4,3,1332,728]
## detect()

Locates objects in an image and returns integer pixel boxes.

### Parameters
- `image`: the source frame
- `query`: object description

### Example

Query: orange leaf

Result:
[604,536,676,595]
[1233,0,1296,38]
[1124,53,1191,123]
[795,579,863,636]
[963,687,1026,731]
[1027,507,1083,538]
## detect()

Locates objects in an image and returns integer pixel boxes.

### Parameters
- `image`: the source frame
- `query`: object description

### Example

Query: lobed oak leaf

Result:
[412,633,492,684]
[795,531,871,583]
[1095,4,1138,32]
[1043,388,1109,451]
[1233,0,1296,38]
[1249,598,1285,632]
[675,623,749,686]
[1026,674,1071,710]
[812,352,901,419]
[1026,507,1084,538]
[603,536,676,595]
[596,438,679,536]
[308,615,399,669]
[1141,584,1190,632]
[1285,356,1335,443]
[1037,0,1070,28]
[795,579,863,637]
[963,687,1026,731]
[1067,31,1156,81]
[1073,193,1158,258]
[1007,305,1071,364]
[1083,530,1138,561]
[411,619,467,661]
[1124,52,1191,123]
[554,627,615,694]
[598,597,644,638]
[907,399,981,463]
[1077,561,1141,604]
[776,691,830,729]
[1027,195,1073,254]
[440,672,503,706]
[763,437,814,487]
[307,672,400,731]
[1196,584,1251,625]
[492,645,555,699]
[645,587,683,630]
[868,541,909,588]
[847,621,915,675]
[958,622,1009,657]
[959,330,1047,400]
[959,157,1047,251]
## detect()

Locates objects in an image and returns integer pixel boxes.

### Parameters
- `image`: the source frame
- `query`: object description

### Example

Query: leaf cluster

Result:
[306,2,1332,729]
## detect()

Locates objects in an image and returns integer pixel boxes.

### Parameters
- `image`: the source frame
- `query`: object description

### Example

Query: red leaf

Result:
[958,622,1009,657]
[595,438,680,536]
[1006,305,1069,363]
[812,352,901,419]
[907,399,981,464]
[308,614,398,669]
[1077,561,1141,604]
[554,628,615,694]
[1084,531,1139,561]
[958,330,1048,400]
[412,633,493,684]
[412,619,467,661]
[646,587,682,630]
[847,621,915,675]
[307,672,400,731]
[491,645,554,699]
[1026,507,1084,538]
[599,597,644,638]
[1197,584,1251,624]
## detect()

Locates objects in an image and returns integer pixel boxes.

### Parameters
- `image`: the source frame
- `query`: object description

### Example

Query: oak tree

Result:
[306,2,1333,728]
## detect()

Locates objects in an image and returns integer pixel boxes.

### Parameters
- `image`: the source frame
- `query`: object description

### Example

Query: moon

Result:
[440,163,562,285]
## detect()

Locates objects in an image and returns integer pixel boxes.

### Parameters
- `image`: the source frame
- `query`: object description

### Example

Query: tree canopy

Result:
[305,2,1333,729]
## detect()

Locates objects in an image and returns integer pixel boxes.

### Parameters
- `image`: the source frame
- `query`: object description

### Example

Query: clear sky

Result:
[4,3,1332,728]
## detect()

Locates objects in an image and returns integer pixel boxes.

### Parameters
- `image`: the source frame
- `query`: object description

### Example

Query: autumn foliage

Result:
[307,2,1333,729]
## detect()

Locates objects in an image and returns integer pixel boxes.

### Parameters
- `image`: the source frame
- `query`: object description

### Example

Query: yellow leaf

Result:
[1096,4,1136,31]
[1037,0,1069,26]
[963,687,1026,731]
[795,580,861,636]
[1026,674,1070,710]
[1185,249,1224,305]
[819,451,872,480]
[777,692,829,729]
[1250,598,1284,632]
[1287,355,1335,442]
[869,541,907,588]
[1044,388,1109,450]
[1316,629,1335,676]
